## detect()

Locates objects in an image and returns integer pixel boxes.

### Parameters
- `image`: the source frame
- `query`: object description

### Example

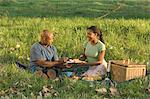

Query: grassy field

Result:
[0,0,150,18]
[0,0,150,98]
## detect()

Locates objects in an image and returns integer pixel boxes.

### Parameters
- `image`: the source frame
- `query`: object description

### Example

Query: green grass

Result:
[0,0,150,98]
[0,65,150,98]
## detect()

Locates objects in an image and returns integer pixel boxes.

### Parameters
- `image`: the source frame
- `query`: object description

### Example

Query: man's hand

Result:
[65,64,72,68]
[59,57,69,63]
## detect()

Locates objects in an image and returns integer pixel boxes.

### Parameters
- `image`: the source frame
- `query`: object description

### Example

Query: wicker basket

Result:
[110,60,146,82]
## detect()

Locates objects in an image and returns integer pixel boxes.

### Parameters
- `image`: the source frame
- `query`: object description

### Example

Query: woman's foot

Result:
[82,76,102,81]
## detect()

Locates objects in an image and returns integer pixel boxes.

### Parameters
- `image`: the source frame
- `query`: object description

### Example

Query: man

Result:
[30,30,66,79]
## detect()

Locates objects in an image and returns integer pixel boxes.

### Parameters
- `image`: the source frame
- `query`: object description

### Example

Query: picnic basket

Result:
[110,60,146,82]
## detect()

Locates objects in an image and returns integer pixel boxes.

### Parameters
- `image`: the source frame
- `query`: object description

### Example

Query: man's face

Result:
[46,33,54,45]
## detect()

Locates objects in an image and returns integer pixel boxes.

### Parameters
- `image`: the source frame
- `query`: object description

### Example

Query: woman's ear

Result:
[94,33,98,37]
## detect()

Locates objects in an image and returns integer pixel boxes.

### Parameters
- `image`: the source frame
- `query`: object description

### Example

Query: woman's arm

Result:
[78,50,106,66]
[97,50,105,64]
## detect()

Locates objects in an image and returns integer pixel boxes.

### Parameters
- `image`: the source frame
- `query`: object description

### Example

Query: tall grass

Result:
[0,17,150,66]
[0,0,149,18]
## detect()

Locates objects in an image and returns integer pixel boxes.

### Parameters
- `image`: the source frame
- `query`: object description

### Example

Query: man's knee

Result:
[47,69,57,79]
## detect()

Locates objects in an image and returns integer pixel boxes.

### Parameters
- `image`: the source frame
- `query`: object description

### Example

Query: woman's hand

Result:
[73,59,87,64]
[79,54,86,61]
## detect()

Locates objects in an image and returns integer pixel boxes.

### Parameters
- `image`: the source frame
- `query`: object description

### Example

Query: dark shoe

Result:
[16,61,27,69]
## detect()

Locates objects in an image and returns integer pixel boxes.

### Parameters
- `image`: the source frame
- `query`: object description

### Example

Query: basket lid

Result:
[111,60,146,67]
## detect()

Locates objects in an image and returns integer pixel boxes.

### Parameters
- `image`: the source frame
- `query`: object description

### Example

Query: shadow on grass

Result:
[0,53,29,65]
[0,53,17,64]
[0,0,149,19]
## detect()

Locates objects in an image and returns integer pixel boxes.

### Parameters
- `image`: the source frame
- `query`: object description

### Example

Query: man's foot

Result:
[16,61,27,69]
[35,70,48,79]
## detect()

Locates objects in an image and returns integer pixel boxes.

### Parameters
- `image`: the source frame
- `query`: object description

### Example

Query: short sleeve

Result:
[101,43,106,51]
[83,41,88,48]
[52,46,59,61]
[98,42,106,53]
[30,44,45,62]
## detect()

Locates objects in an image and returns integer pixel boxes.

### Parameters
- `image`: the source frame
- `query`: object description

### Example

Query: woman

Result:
[79,26,107,80]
